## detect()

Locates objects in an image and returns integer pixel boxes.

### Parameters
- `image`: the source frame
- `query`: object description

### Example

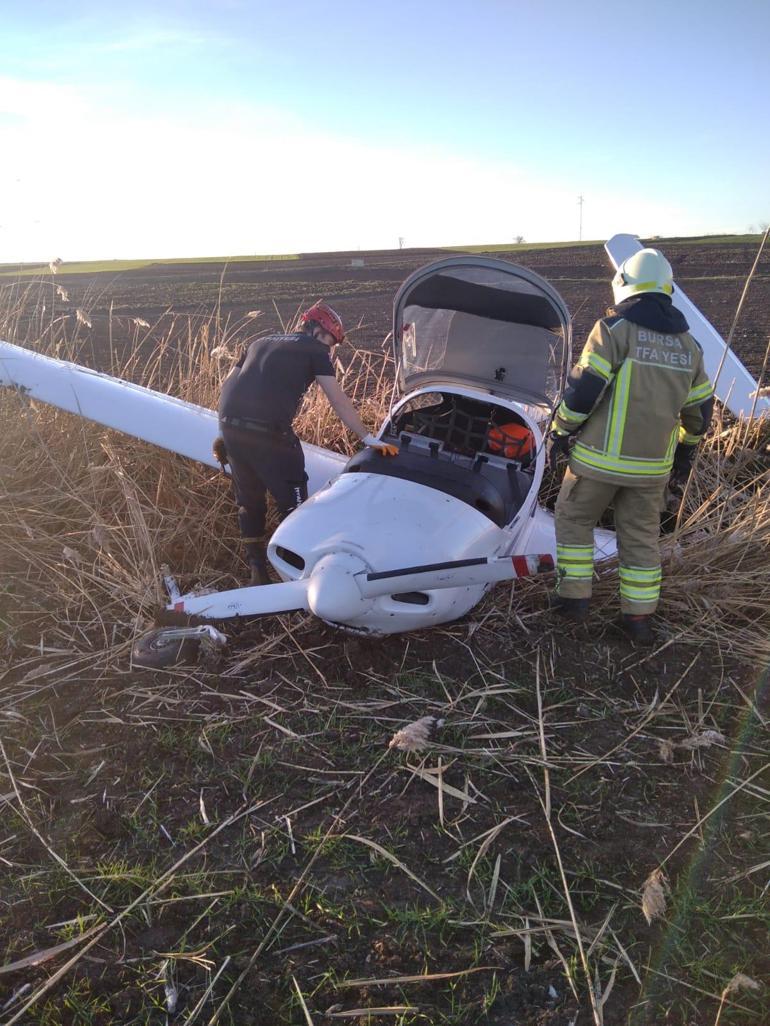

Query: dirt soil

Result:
[9,238,770,378]
[1,238,769,1025]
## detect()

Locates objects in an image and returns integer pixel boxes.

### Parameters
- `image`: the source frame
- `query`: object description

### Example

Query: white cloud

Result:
[0,75,90,119]
[96,28,212,53]
[0,78,711,262]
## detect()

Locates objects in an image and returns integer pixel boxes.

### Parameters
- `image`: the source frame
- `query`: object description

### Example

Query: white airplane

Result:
[1,236,766,661]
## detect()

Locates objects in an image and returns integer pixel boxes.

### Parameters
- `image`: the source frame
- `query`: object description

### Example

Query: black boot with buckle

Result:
[550,595,590,622]
[619,614,655,645]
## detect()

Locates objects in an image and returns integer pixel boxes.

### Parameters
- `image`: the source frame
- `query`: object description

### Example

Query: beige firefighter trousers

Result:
[554,468,667,615]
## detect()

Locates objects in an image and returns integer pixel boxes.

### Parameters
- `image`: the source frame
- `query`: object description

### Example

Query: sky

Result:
[1,0,768,262]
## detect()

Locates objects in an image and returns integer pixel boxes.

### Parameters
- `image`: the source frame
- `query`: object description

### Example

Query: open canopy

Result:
[392,256,572,409]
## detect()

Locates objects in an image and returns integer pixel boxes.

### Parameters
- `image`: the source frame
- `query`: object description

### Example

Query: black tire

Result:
[131,630,199,669]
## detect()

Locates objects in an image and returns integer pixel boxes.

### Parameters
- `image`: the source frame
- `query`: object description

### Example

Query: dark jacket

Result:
[219,331,334,430]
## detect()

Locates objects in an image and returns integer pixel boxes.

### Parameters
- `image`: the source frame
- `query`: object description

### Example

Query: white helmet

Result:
[612,248,674,305]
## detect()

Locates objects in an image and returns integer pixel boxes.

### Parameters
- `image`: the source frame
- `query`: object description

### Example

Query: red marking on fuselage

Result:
[512,555,530,578]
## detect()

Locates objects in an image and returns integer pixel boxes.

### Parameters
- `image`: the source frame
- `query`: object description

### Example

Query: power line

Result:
[578,195,584,242]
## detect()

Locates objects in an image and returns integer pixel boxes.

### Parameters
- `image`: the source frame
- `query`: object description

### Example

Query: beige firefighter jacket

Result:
[553,309,714,487]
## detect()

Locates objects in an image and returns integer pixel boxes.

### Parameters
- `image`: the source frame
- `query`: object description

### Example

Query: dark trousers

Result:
[220,424,308,561]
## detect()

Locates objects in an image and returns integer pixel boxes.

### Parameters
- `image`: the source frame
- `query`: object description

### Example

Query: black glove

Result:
[670,443,694,488]
[546,430,572,469]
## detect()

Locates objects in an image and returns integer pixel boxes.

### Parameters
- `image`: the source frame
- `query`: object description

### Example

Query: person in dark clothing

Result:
[218,301,397,584]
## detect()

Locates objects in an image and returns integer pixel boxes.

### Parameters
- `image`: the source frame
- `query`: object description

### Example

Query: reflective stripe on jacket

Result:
[553,298,713,487]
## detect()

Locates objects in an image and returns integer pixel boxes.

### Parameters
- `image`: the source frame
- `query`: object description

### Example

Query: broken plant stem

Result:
[535,654,603,1026]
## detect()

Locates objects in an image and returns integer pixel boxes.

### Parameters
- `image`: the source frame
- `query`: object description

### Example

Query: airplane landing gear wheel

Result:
[131,625,227,669]
[132,629,198,669]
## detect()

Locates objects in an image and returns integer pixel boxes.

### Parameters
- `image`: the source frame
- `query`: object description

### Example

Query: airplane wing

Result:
[0,339,347,494]
[605,234,770,420]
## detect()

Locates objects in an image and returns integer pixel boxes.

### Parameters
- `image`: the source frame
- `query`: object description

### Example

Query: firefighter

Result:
[217,301,397,585]
[546,248,714,644]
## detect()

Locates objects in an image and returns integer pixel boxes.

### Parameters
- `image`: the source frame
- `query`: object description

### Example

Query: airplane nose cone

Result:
[306,552,374,624]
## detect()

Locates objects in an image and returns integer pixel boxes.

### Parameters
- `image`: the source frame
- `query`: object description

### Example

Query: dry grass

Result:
[5,313,767,671]
[0,290,394,682]
[587,408,770,662]
[1,279,769,1025]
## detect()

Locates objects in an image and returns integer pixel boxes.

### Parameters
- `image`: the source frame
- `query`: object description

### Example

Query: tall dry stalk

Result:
[0,285,394,677]
[1,276,769,670]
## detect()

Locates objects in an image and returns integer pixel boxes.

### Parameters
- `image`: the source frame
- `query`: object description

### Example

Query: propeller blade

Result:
[169,580,310,618]
[166,553,554,622]
[359,553,554,597]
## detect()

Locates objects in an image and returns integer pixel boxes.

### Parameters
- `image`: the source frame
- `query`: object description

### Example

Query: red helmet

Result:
[301,301,345,344]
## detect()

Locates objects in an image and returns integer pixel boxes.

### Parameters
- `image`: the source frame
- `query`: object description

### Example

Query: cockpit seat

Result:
[342,446,508,527]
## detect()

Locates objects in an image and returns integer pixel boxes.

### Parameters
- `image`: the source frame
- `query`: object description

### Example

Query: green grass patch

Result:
[0,252,301,277]
[448,239,604,253]
[1,231,763,279]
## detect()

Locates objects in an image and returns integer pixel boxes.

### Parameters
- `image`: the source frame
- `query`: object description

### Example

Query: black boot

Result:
[246,541,271,586]
[620,614,655,645]
[248,559,271,586]
[550,595,590,622]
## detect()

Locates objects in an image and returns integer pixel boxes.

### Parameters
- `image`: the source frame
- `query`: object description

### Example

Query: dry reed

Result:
[1,277,767,1021]
[1,276,769,676]
[2,267,768,1024]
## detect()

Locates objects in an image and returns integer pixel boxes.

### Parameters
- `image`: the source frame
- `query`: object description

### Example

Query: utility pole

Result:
[577,195,584,241]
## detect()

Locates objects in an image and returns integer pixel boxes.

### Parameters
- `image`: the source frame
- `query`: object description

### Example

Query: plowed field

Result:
[1,237,769,1026]
[8,236,769,377]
